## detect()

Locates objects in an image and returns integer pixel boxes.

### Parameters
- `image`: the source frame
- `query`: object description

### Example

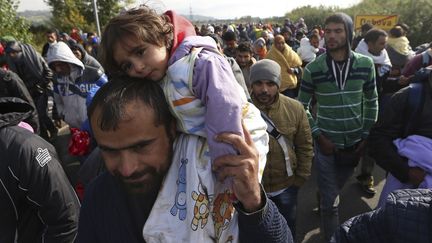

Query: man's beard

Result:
[255,92,275,106]
[327,41,347,52]
[117,134,174,196]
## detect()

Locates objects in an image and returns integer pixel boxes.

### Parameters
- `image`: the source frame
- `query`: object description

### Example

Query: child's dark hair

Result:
[100,5,174,75]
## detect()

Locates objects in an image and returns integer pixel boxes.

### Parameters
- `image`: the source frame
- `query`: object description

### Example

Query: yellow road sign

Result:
[354,15,399,31]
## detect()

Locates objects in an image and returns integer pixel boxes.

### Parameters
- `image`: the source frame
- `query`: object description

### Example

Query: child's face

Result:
[113,36,169,81]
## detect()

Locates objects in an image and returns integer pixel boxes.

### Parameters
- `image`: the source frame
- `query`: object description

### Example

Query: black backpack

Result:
[403,67,431,137]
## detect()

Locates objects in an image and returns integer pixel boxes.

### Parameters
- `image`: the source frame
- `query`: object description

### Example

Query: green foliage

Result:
[287,5,338,30]
[0,0,33,43]
[47,0,92,32]
[281,0,432,47]
[47,0,125,33]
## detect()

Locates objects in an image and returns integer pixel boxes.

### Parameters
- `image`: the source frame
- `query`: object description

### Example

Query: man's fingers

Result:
[213,154,246,170]
[215,132,249,156]
[241,121,254,147]
[215,164,249,182]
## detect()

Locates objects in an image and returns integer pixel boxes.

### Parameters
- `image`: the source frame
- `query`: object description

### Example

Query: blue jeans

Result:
[269,186,299,239]
[314,143,355,242]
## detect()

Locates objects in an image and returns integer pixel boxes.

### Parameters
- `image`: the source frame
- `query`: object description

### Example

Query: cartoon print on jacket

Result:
[213,191,234,239]
[170,158,188,220]
[191,182,210,230]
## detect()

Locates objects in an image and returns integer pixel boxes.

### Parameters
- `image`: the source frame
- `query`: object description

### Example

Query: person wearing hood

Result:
[297,13,378,242]
[69,42,104,71]
[0,96,80,243]
[266,34,302,98]
[83,5,289,243]
[0,68,40,133]
[46,41,107,130]
[5,40,58,141]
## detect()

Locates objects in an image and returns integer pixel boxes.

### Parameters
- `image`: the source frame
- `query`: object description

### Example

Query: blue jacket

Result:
[332,189,432,243]
[77,172,293,243]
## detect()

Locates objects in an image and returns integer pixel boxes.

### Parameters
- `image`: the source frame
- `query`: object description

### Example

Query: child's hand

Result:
[212,124,263,212]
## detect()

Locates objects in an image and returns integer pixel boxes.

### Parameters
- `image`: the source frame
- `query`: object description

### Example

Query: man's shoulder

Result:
[352,52,374,67]
[278,94,303,109]
[305,53,327,71]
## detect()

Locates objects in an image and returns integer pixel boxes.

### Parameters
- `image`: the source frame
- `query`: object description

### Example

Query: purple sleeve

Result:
[192,50,244,160]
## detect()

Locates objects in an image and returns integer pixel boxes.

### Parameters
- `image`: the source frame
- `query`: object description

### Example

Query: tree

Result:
[47,0,92,32]
[0,0,32,42]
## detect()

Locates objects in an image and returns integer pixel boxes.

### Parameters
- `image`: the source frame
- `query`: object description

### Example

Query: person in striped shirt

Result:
[297,13,378,242]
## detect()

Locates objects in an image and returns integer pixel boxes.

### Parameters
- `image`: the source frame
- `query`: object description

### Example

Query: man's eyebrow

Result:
[98,138,156,152]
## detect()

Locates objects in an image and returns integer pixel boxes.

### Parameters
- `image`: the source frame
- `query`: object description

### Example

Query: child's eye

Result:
[135,48,146,57]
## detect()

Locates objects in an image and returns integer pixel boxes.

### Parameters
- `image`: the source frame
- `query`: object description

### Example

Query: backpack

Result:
[403,67,431,137]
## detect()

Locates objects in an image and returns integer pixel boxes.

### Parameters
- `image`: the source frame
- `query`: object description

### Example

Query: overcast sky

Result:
[18,0,361,19]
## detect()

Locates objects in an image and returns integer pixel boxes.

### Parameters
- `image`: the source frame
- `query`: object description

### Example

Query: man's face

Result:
[46,33,57,43]
[225,40,237,50]
[236,51,252,68]
[252,80,278,106]
[91,100,174,195]
[113,35,169,81]
[7,51,22,61]
[282,32,291,41]
[324,22,347,52]
[50,61,71,76]
[368,35,387,56]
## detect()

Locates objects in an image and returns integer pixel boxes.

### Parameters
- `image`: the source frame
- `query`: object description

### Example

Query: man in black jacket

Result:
[368,66,432,203]
[5,41,58,141]
[331,189,432,243]
[0,97,80,243]
[0,68,39,133]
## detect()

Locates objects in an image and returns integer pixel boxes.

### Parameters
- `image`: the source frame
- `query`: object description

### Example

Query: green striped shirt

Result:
[297,52,378,148]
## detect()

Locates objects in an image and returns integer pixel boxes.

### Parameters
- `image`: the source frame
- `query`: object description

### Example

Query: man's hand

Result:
[54,119,62,128]
[317,134,335,155]
[398,75,413,86]
[408,167,426,187]
[213,124,262,213]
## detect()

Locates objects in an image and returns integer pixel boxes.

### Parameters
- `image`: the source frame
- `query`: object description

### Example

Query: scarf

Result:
[387,37,413,56]
[355,39,392,77]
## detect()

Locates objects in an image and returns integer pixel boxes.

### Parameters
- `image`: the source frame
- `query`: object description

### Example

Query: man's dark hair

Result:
[364,28,387,44]
[360,23,373,35]
[325,14,345,26]
[236,42,253,54]
[389,26,404,38]
[222,31,237,42]
[46,29,58,35]
[395,23,409,35]
[88,77,174,132]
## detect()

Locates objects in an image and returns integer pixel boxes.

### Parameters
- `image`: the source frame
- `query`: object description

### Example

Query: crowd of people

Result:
[1,4,432,243]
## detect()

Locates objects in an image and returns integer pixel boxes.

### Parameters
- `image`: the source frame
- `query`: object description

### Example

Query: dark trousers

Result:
[269,186,299,239]
[34,93,56,140]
